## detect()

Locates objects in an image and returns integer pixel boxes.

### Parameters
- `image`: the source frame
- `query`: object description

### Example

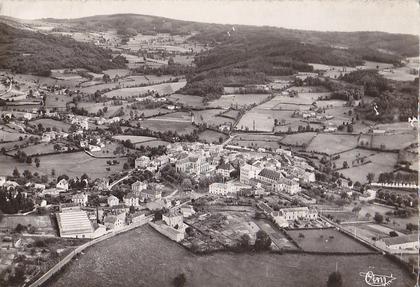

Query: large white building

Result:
[280,207,318,220]
[123,193,140,207]
[71,193,88,206]
[175,155,210,176]
[56,209,94,238]
[240,163,262,184]
[107,195,120,207]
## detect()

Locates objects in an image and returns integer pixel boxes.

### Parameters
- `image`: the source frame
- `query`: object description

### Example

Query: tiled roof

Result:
[258,168,281,181]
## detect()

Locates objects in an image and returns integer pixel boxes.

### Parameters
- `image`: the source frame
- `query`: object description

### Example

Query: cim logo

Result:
[359,271,396,286]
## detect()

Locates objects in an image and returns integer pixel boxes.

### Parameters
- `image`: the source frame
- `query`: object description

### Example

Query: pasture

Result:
[287,228,373,253]
[134,140,170,148]
[237,109,277,132]
[140,119,196,135]
[112,135,156,143]
[193,109,235,126]
[29,118,71,132]
[198,130,228,144]
[0,129,27,142]
[280,132,317,146]
[339,152,398,183]
[18,143,57,156]
[371,133,416,150]
[208,94,271,108]
[307,134,358,154]
[0,152,128,179]
[167,94,205,108]
[103,81,186,98]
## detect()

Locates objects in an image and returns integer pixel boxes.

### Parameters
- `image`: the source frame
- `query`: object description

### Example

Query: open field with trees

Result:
[307,134,358,154]
[103,81,186,98]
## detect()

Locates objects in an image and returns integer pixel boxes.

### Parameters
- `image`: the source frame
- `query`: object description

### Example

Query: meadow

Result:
[279,132,317,146]
[112,135,156,143]
[139,119,196,135]
[167,94,205,108]
[208,94,271,108]
[29,118,71,132]
[307,134,359,154]
[198,130,228,144]
[193,109,235,126]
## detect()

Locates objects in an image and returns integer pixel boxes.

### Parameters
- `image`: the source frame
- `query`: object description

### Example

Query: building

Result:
[276,178,301,195]
[180,205,196,218]
[123,193,140,207]
[131,181,147,193]
[257,168,282,185]
[175,155,210,176]
[72,193,88,206]
[140,189,162,202]
[240,163,262,184]
[377,234,418,253]
[216,163,235,178]
[209,182,236,197]
[56,179,69,191]
[130,211,147,223]
[135,156,151,169]
[162,212,184,229]
[104,213,126,230]
[107,195,120,207]
[56,208,94,238]
[280,207,318,220]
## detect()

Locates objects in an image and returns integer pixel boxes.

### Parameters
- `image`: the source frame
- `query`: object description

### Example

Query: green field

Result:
[134,140,170,148]
[193,109,235,126]
[167,94,205,108]
[29,118,71,132]
[112,135,156,143]
[280,132,317,146]
[140,119,196,135]
[198,130,228,144]
[208,94,271,108]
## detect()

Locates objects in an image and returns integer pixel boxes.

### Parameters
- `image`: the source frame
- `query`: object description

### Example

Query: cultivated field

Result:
[287,228,373,253]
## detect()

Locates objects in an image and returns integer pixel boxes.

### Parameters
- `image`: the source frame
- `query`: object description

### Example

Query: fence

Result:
[28,216,153,287]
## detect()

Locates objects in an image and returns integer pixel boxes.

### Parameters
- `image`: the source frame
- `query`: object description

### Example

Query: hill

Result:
[0,22,126,75]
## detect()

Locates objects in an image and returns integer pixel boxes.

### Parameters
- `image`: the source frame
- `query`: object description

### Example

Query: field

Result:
[18,142,57,156]
[103,81,186,98]
[112,135,156,143]
[193,109,235,126]
[29,118,71,132]
[139,119,196,135]
[287,229,373,253]
[339,152,398,183]
[134,140,170,148]
[208,94,271,108]
[307,134,358,154]
[0,215,55,235]
[198,130,228,144]
[167,94,205,108]
[46,225,415,287]
[253,219,298,250]
[0,129,27,142]
[45,93,76,109]
[371,133,416,150]
[103,69,131,78]
[0,152,128,178]
[332,148,379,168]
[230,138,280,150]
[280,132,317,146]
[237,109,277,132]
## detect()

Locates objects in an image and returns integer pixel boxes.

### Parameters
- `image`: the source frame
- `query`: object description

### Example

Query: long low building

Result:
[376,234,418,253]
[56,209,94,239]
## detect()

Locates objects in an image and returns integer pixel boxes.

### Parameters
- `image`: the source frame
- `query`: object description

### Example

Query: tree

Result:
[12,167,20,178]
[254,230,272,251]
[172,273,186,287]
[35,157,40,168]
[342,161,349,169]
[389,231,398,237]
[373,212,383,224]
[366,173,375,183]
[327,271,343,287]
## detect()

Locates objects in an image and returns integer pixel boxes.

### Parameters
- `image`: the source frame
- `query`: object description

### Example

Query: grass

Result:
[0,215,55,234]
[112,135,156,143]
[134,140,170,148]
[46,225,415,287]
[103,81,186,98]
[339,152,398,183]
[140,120,197,135]
[18,142,57,156]
[307,134,359,154]
[198,130,227,144]
[0,129,27,142]
[28,119,71,132]
[371,133,416,150]
[280,132,317,146]
[237,108,277,132]
[208,94,271,108]
[287,229,373,253]
[168,94,205,108]
[193,109,235,126]
[0,152,128,178]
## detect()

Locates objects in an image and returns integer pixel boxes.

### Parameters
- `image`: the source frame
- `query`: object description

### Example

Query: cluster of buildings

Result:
[258,202,318,228]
